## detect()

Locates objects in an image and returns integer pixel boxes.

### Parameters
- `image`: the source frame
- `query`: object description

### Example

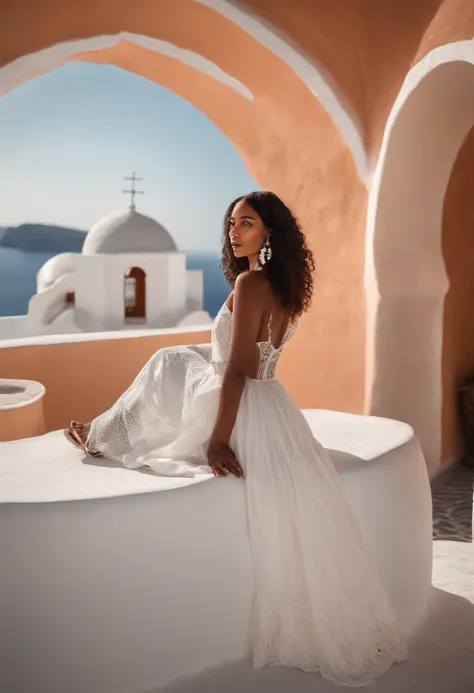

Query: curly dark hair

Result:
[220,191,315,318]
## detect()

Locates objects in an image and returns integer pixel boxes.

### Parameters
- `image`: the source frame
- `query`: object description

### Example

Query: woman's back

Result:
[211,297,296,381]
[226,271,292,350]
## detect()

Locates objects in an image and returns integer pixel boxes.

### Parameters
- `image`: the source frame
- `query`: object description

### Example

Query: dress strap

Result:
[267,312,272,345]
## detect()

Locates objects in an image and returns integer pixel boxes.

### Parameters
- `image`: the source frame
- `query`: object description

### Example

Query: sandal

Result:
[64,421,103,457]
[64,427,84,450]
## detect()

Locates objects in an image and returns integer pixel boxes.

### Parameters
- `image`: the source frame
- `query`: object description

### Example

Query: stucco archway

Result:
[0,0,367,180]
[365,47,474,473]
[0,0,370,413]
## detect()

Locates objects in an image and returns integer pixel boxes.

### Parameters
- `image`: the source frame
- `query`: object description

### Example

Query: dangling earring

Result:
[259,238,272,266]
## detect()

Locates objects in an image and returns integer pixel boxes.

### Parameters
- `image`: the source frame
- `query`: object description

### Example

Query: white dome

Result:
[82,209,177,255]
[37,253,77,292]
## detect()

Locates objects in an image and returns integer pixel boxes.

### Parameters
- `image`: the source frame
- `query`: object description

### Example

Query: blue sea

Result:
[0,247,229,319]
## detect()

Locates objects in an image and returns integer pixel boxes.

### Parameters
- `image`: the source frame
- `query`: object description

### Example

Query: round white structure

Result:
[0,409,433,693]
[0,378,46,441]
[82,208,177,255]
[36,252,77,292]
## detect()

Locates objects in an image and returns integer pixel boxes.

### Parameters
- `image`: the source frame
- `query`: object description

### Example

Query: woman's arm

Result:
[208,271,265,477]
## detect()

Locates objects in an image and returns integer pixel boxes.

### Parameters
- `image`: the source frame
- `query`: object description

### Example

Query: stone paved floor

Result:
[431,460,473,542]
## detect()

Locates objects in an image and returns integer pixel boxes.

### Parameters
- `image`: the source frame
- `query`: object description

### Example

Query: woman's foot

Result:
[64,421,103,457]
[64,427,83,450]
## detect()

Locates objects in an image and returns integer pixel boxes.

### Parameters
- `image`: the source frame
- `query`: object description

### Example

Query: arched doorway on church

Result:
[124,267,146,320]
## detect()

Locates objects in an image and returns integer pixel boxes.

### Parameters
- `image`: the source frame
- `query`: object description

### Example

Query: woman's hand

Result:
[207,440,244,478]
[207,273,264,477]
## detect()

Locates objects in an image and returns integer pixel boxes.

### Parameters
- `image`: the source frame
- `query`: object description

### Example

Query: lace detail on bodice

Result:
[211,303,296,381]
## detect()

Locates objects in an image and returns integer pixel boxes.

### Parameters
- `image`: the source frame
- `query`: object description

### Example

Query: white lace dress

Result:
[86,303,407,687]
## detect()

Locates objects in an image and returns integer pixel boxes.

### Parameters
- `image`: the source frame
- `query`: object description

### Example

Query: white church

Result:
[0,176,212,341]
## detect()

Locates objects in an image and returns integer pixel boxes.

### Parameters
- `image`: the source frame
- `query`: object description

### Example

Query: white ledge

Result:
[0,409,432,693]
[0,379,46,410]
[0,324,211,350]
[0,410,415,504]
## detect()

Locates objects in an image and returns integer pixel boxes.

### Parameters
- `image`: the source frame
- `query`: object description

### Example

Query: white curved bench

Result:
[0,410,433,693]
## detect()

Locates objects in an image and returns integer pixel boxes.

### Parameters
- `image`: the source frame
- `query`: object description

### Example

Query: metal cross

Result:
[123,172,144,210]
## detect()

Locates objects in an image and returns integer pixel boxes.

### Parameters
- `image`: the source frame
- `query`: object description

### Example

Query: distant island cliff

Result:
[0,224,86,252]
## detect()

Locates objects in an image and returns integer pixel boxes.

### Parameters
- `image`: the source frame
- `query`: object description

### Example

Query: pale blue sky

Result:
[0,63,259,251]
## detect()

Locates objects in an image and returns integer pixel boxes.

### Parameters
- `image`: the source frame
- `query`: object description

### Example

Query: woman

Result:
[66,191,407,686]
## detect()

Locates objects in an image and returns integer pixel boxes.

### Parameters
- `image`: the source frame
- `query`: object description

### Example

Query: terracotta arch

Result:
[365,54,474,473]
[0,0,369,413]
[0,0,367,179]
[124,267,146,319]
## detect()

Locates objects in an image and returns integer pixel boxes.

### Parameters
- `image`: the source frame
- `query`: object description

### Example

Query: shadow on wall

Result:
[441,124,474,464]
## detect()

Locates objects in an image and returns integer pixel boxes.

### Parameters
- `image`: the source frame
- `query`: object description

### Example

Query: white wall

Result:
[41,309,82,335]
[365,53,474,472]
[0,254,208,342]
[74,253,189,331]
[177,310,212,327]
[0,316,32,340]
[28,273,76,326]
[75,255,108,332]
[157,254,187,325]
[37,253,77,293]
[33,246,189,335]
[186,270,204,312]
[0,274,80,340]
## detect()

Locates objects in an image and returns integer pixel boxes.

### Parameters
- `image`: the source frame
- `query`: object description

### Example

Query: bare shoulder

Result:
[234,271,269,309]
[235,270,267,293]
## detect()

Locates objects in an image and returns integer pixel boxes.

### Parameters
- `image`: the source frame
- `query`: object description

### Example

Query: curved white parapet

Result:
[0,410,433,693]
[28,272,76,326]
[0,378,46,441]
[37,253,78,293]
[0,378,46,410]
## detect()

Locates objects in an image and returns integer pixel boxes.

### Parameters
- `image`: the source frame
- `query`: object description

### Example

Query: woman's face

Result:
[228,199,268,261]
